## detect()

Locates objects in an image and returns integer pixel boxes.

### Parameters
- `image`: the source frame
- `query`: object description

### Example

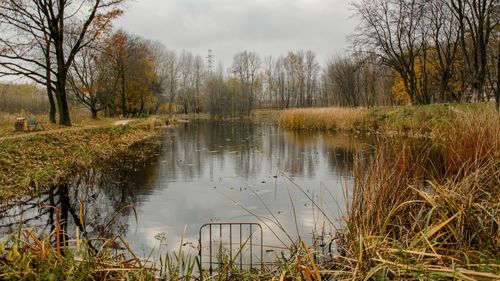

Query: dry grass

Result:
[0,211,155,280]
[0,108,118,137]
[279,107,369,131]
[326,111,500,280]
[251,109,283,123]
[278,103,497,136]
[440,111,500,176]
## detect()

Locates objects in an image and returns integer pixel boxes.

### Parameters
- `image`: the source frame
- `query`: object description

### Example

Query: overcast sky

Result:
[115,0,357,67]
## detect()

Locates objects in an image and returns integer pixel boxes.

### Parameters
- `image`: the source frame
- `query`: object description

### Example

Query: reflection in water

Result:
[0,121,376,259]
[0,169,137,244]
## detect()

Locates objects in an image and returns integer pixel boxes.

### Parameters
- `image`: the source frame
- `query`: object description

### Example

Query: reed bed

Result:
[279,107,369,131]
[278,103,496,135]
[325,110,500,280]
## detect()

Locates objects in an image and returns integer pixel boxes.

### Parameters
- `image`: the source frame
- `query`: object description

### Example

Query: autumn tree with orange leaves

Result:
[103,31,160,117]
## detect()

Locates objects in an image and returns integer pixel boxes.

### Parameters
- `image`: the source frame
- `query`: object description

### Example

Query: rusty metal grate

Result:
[199,222,263,274]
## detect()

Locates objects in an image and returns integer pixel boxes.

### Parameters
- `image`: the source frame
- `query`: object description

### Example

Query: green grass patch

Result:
[0,124,163,202]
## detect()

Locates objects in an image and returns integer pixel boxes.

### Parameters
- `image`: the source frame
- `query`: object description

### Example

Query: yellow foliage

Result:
[392,72,410,103]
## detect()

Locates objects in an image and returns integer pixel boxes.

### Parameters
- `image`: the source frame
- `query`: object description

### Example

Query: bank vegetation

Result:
[0,117,172,202]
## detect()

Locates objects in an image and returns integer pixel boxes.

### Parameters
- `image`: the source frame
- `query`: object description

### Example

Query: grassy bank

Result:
[0,109,121,138]
[278,103,495,135]
[0,116,173,202]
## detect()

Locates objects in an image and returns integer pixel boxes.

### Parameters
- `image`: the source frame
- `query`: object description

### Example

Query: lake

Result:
[0,120,376,266]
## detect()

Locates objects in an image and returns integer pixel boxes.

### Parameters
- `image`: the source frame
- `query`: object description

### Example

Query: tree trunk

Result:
[55,80,72,126]
[58,185,70,248]
[496,41,500,113]
[47,88,57,124]
[58,93,71,126]
[45,43,57,124]
[120,68,126,117]
[91,109,98,119]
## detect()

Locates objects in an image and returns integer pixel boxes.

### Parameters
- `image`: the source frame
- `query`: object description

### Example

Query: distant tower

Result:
[206,49,215,72]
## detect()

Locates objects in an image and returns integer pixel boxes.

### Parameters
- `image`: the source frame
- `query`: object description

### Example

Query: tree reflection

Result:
[0,167,142,248]
[140,120,380,186]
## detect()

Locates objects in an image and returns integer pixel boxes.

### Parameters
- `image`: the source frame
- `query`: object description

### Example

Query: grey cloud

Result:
[115,0,356,66]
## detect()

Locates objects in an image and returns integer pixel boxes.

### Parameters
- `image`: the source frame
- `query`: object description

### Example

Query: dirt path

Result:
[113,119,134,126]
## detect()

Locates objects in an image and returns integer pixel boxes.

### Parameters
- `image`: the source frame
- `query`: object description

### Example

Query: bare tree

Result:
[357,54,378,106]
[145,41,185,114]
[206,62,229,117]
[304,50,320,107]
[232,51,262,114]
[164,50,180,114]
[68,42,116,119]
[325,55,361,106]
[427,0,462,102]
[449,0,499,102]
[261,56,275,108]
[179,51,194,114]
[352,0,430,104]
[275,56,290,108]
[192,55,205,113]
[0,0,125,126]
[289,51,306,107]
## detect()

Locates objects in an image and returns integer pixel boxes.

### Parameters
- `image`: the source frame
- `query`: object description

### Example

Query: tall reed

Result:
[279,107,369,131]
[330,111,500,280]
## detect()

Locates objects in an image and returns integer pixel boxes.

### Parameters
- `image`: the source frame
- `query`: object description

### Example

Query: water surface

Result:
[0,120,375,262]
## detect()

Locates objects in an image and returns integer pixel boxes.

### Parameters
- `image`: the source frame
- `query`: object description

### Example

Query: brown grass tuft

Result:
[279,107,369,131]
[330,111,500,280]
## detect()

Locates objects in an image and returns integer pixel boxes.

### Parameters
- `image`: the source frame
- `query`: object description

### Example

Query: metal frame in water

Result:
[199,222,263,274]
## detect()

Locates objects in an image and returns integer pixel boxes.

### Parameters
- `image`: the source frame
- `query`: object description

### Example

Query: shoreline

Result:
[0,117,173,203]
